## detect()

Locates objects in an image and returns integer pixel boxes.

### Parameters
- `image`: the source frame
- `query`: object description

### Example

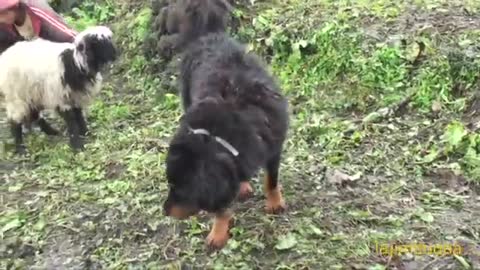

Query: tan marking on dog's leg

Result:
[264,174,286,214]
[206,210,233,250]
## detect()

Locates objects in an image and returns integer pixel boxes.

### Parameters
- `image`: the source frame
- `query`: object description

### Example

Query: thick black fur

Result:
[60,34,117,93]
[58,107,86,151]
[60,49,95,93]
[30,110,60,136]
[9,120,25,154]
[163,33,289,214]
[81,35,117,73]
[155,0,232,58]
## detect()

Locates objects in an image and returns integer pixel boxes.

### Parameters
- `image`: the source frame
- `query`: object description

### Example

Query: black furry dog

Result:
[150,0,232,59]
[162,31,290,249]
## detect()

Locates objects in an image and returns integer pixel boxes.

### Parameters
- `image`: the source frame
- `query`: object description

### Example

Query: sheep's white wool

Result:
[0,38,102,123]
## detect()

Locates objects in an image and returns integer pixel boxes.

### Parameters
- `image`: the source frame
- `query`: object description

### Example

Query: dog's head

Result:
[73,26,117,73]
[163,100,244,219]
[174,0,232,42]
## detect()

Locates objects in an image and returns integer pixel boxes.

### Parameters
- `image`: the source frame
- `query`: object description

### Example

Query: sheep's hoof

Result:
[44,128,60,136]
[71,144,85,152]
[15,145,27,155]
[69,138,85,152]
[37,119,60,136]
[79,129,88,137]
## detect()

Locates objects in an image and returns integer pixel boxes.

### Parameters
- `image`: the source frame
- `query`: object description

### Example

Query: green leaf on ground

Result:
[275,233,298,250]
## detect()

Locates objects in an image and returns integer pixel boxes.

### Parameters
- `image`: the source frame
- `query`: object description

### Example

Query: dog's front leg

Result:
[264,153,287,214]
[206,209,233,250]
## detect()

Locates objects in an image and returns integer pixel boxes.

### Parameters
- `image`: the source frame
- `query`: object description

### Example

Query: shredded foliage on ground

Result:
[1,0,480,269]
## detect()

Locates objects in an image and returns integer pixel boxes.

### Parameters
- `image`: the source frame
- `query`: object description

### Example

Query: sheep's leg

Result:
[9,120,26,155]
[73,108,88,136]
[30,110,60,136]
[59,109,84,151]
[38,118,60,136]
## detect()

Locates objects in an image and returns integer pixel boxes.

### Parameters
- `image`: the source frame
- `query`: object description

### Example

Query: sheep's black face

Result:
[81,35,117,73]
[73,26,117,74]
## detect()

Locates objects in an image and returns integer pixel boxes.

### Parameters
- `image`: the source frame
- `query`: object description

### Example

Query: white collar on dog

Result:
[189,127,239,157]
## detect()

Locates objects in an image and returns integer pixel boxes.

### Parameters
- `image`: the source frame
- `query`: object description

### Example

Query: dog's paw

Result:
[206,212,233,250]
[265,198,287,214]
[265,187,287,214]
[238,181,254,201]
[206,230,230,250]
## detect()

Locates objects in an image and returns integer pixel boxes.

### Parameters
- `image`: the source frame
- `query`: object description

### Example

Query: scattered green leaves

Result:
[275,233,298,251]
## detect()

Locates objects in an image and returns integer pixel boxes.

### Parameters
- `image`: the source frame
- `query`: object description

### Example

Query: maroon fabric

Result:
[0,1,76,53]
[0,0,19,10]
[26,1,77,42]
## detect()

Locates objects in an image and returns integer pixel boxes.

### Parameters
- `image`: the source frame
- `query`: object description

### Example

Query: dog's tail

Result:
[176,0,233,47]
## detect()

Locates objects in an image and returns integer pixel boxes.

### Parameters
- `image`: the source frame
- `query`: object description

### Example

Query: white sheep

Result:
[0,26,117,154]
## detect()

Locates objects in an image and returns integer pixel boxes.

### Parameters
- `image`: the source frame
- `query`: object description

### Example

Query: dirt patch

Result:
[105,161,126,179]
[363,3,480,42]
[426,168,470,193]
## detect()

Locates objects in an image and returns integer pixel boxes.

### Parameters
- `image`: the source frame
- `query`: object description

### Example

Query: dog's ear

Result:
[253,81,281,99]
[194,152,239,211]
[168,143,195,161]
[166,143,198,182]
[165,144,196,186]
[215,152,236,173]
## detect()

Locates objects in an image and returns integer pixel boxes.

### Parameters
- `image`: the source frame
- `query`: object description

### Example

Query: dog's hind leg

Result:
[264,153,287,214]
[206,209,233,250]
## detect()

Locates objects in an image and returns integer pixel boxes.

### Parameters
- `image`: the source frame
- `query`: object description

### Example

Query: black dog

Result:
[153,0,232,59]
[163,33,290,249]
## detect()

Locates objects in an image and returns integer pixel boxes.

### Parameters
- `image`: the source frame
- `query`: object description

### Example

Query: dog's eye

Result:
[77,43,85,52]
